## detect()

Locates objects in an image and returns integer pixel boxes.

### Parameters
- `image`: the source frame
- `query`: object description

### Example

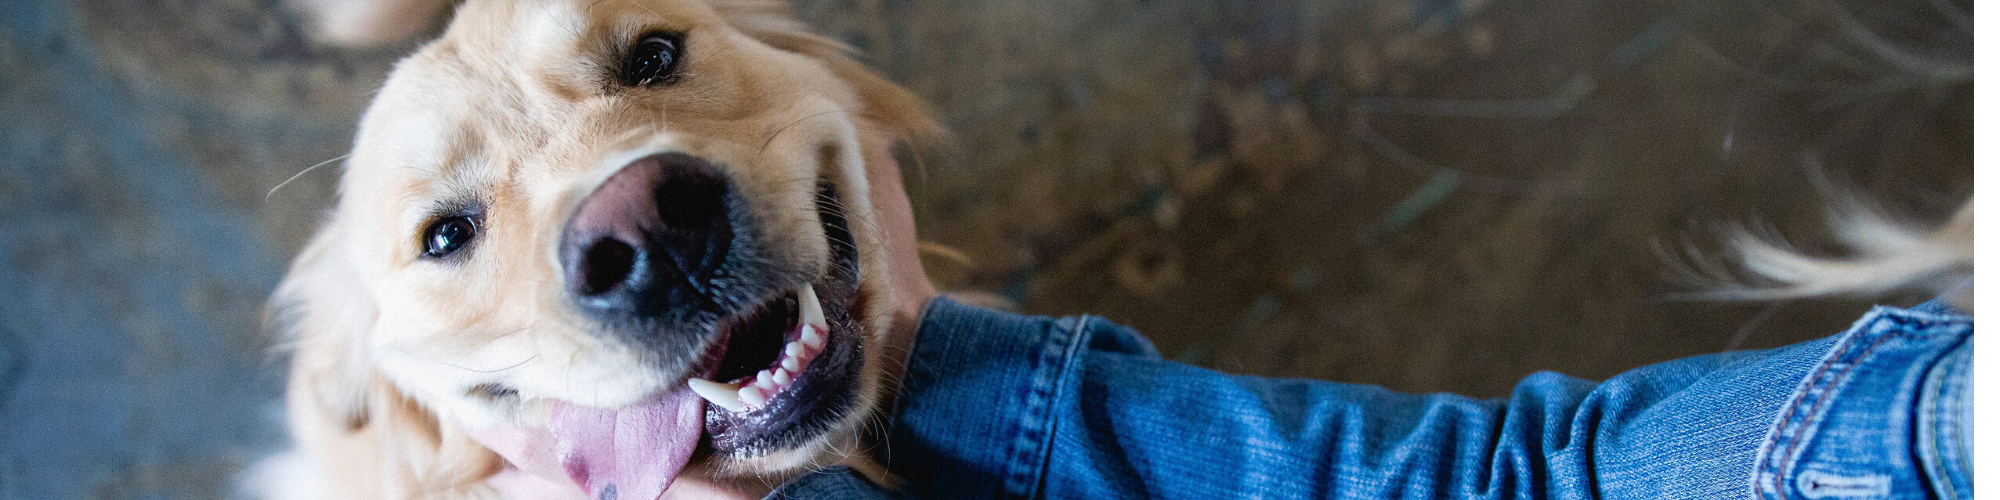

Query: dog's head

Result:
[275,0,936,496]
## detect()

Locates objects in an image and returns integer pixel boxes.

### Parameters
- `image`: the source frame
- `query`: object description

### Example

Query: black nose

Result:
[561,153,735,320]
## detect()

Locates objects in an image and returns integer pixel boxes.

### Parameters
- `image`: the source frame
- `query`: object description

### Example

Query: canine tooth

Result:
[739,385,767,408]
[688,379,745,412]
[801,327,825,350]
[799,285,825,330]
[786,342,806,358]
[782,357,801,372]
[773,370,792,386]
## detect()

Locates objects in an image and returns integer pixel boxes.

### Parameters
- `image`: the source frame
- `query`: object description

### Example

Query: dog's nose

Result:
[561,153,735,319]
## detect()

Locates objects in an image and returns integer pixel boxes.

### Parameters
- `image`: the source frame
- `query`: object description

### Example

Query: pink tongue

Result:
[550,388,706,500]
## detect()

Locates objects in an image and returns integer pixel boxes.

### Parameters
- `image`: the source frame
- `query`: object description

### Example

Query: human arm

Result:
[774,297,1970,499]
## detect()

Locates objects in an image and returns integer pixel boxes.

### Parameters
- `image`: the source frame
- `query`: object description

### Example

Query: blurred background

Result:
[0,0,1970,497]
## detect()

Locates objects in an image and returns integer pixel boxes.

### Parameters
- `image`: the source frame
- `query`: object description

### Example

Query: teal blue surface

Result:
[0,0,372,496]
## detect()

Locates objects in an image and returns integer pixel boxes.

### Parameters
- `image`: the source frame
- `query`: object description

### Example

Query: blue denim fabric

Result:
[767,298,1971,499]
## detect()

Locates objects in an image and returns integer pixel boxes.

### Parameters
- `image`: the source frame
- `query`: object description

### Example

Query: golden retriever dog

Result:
[252,0,940,497]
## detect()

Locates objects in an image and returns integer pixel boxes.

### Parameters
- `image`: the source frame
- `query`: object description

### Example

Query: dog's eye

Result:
[620,35,682,87]
[424,216,478,258]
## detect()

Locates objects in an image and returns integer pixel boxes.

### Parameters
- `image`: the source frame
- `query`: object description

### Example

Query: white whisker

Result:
[266,154,350,203]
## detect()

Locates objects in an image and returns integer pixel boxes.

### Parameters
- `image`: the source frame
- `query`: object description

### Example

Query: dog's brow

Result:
[422,194,485,220]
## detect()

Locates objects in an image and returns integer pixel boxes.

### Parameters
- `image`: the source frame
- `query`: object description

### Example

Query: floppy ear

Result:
[272,224,501,497]
[291,0,459,48]
[274,226,380,435]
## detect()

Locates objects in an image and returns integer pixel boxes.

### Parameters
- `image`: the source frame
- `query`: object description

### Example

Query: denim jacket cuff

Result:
[1748,305,1973,499]
[882,297,1090,499]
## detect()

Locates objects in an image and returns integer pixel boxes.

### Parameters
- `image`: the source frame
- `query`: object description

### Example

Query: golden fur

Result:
[255,0,938,497]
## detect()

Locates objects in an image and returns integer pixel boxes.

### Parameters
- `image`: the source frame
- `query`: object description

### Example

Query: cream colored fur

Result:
[1676,189,1973,310]
[1719,200,1972,307]
[255,0,938,497]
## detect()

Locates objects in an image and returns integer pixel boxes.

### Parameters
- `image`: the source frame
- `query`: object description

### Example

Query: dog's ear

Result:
[274,226,380,433]
[291,0,458,48]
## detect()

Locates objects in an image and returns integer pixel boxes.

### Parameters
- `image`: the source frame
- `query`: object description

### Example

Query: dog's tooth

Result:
[799,285,825,330]
[786,342,806,358]
[773,369,792,386]
[756,370,776,389]
[739,385,768,409]
[801,327,825,350]
[688,379,745,412]
[782,357,802,372]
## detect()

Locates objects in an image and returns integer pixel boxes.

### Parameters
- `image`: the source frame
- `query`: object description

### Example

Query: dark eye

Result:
[620,35,682,86]
[424,216,478,258]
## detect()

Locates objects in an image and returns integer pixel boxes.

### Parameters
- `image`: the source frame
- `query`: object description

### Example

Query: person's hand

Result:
[863,142,939,337]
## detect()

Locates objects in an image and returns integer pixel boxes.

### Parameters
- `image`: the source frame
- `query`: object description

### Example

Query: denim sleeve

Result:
[770,298,1971,500]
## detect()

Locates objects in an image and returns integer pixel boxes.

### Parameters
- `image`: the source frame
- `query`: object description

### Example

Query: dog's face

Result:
[277,0,931,496]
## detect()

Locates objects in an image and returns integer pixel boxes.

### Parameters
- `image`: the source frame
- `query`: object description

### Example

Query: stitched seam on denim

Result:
[1874,306,1971,326]
[1751,309,1886,500]
[1918,343,1970,500]
[1002,315,1089,499]
[1944,347,1970,498]
[1944,352,1969,498]
[1880,308,1976,500]
[1773,326,1903,500]
[1912,352,1944,500]
[1755,308,1915,498]
[1924,363,1956,500]
[1754,308,1967,500]
[1038,316,1092,498]
[1751,329,1853,498]
[1788,321,1965,500]
[1916,360,1945,500]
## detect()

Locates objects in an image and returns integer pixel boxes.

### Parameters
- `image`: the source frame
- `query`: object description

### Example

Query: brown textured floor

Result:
[802,0,1970,394]
[0,0,1968,497]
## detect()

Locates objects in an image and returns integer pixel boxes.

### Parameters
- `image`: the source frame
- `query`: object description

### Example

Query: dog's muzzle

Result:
[560,152,738,328]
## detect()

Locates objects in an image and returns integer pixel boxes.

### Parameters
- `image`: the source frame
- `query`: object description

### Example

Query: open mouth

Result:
[693,286,831,413]
[513,180,865,500]
[687,277,862,456]
[687,178,864,457]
